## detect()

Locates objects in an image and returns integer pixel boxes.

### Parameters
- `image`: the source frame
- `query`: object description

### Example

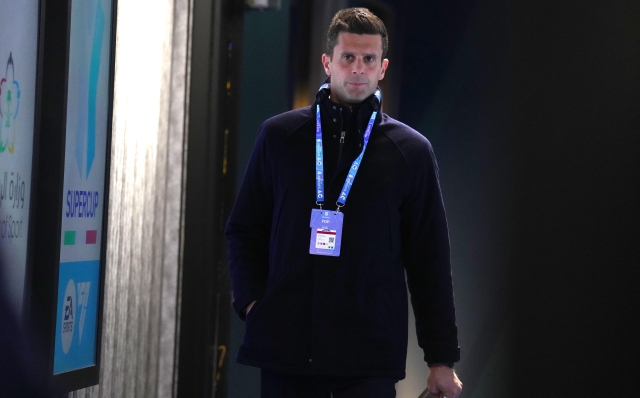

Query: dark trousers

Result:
[261,369,398,398]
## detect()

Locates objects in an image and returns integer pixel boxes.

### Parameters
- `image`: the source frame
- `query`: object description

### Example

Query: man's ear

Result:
[379,58,389,80]
[322,53,332,76]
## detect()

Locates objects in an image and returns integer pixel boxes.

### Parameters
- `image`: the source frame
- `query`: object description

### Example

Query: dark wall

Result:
[506,2,638,395]
[234,2,293,192]
[394,0,639,395]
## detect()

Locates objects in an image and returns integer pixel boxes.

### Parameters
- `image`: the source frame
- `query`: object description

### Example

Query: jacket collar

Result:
[314,79,383,178]
[314,77,382,113]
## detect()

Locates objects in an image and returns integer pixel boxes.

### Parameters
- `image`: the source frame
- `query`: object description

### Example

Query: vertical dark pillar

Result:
[177,0,243,397]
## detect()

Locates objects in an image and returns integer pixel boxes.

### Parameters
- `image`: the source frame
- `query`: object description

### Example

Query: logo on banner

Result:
[0,53,21,154]
[76,282,91,343]
[75,0,106,179]
[61,280,76,353]
[60,279,92,354]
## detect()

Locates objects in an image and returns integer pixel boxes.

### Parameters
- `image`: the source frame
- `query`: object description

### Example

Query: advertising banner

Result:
[53,0,113,374]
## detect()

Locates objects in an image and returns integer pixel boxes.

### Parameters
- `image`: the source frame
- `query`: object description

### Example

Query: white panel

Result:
[0,0,39,317]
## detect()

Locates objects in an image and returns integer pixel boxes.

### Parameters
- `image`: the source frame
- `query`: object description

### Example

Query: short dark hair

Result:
[326,8,388,60]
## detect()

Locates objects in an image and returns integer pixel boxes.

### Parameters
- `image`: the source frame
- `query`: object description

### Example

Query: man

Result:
[226,8,462,398]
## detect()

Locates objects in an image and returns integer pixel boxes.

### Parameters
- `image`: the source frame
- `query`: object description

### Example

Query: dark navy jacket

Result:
[225,87,460,380]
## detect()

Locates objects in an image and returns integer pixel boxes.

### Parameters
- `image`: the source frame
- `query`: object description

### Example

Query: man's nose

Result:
[352,58,365,74]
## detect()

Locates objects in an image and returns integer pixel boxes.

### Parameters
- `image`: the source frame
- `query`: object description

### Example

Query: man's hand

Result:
[245,300,257,316]
[426,365,463,398]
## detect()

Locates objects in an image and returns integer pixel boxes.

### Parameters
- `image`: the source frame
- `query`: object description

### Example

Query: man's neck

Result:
[328,95,362,111]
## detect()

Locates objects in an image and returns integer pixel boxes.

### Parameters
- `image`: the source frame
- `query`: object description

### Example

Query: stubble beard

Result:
[340,81,371,106]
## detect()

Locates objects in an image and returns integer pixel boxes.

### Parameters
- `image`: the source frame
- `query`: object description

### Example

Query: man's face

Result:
[322,32,389,107]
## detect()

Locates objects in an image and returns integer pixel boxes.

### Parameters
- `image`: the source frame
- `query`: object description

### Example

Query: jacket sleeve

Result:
[401,141,460,365]
[225,124,273,320]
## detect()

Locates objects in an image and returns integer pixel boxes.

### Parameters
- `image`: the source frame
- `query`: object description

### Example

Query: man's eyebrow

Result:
[339,51,377,58]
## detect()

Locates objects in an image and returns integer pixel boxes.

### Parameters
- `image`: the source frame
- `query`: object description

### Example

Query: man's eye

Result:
[365,56,376,63]
[343,55,354,61]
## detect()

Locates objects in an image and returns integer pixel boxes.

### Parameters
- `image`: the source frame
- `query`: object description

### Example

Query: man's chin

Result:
[344,92,369,105]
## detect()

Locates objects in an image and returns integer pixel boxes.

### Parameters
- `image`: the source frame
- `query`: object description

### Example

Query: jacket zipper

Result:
[337,107,346,169]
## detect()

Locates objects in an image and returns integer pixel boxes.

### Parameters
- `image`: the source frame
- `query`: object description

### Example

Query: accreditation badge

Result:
[309,209,343,257]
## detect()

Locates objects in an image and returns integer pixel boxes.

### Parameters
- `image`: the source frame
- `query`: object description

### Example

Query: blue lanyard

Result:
[315,89,380,211]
